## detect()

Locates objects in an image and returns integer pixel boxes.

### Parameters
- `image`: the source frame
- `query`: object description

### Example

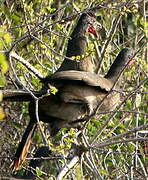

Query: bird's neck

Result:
[66,34,87,57]
[105,58,126,85]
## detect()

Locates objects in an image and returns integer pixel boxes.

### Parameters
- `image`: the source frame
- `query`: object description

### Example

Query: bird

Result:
[3,48,135,171]
[4,12,98,171]
[37,48,135,130]
[48,12,98,73]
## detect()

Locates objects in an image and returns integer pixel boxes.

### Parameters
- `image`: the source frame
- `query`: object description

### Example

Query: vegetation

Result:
[0,0,147,179]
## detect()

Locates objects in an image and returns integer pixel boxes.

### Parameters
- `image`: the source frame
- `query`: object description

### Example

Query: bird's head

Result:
[72,13,101,37]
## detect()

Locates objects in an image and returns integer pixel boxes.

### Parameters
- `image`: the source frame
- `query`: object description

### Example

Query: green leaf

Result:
[0,53,8,73]
[0,74,6,87]
[0,106,5,120]
[36,167,43,177]
[33,132,42,143]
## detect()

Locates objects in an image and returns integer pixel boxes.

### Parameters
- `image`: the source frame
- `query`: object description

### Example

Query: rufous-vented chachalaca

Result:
[2,48,135,171]
[3,13,98,171]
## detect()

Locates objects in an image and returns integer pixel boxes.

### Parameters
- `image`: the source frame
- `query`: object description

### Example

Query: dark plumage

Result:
[2,12,134,171]
[53,13,98,73]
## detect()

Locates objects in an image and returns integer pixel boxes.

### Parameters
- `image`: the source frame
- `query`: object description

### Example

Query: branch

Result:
[7,3,70,52]
[7,0,135,53]
[93,137,148,149]
[1,89,47,101]
[9,55,39,100]
[57,144,88,180]
[102,123,148,143]
[9,51,44,80]
[96,109,148,116]
[57,155,79,180]
[91,77,148,144]
[96,14,122,73]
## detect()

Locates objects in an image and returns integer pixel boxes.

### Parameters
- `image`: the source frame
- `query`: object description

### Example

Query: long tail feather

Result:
[10,121,37,171]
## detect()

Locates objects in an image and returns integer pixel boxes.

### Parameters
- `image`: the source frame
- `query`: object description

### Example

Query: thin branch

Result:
[7,3,70,53]
[85,153,103,180]
[31,35,68,59]
[96,15,122,73]
[136,155,148,178]
[57,155,79,180]
[91,77,148,144]
[96,109,148,116]
[70,137,147,152]
[35,99,48,145]
[6,1,136,53]
[92,137,148,148]
[9,51,44,80]
[9,55,39,100]
[102,123,148,143]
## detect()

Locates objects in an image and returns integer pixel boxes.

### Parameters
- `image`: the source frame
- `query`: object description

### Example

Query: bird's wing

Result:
[50,70,115,92]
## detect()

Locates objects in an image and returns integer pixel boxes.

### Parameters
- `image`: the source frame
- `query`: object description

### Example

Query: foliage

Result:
[0,26,11,87]
[0,0,147,179]
[0,26,11,119]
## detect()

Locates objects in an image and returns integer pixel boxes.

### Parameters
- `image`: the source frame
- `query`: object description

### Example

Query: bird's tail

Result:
[10,121,37,171]
[1,89,46,102]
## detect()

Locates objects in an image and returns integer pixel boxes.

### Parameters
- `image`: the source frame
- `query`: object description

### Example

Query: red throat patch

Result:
[128,59,135,66]
[87,27,96,36]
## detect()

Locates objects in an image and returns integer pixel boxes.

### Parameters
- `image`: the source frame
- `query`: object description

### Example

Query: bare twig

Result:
[7,3,70,53]
[96,15,122,73]
[96,109,148,116]
[9,55,39,100]
[57,155,79,180]
[103,123,148,143]
[93,137,148,148]
[6,0,136,54]
[9,51,44,80]
[91,77,148,144]
[35,100,48,145]
[31,35,68,59]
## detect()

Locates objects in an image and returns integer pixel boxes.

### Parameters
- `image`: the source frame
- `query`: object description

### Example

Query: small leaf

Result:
[3,33,12,44]
[0,53,8,73]
[0,74,6,87]
[0,90,3,101]
[49,85,58,95]
[0,107,5,120]
[36,167,43,177]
